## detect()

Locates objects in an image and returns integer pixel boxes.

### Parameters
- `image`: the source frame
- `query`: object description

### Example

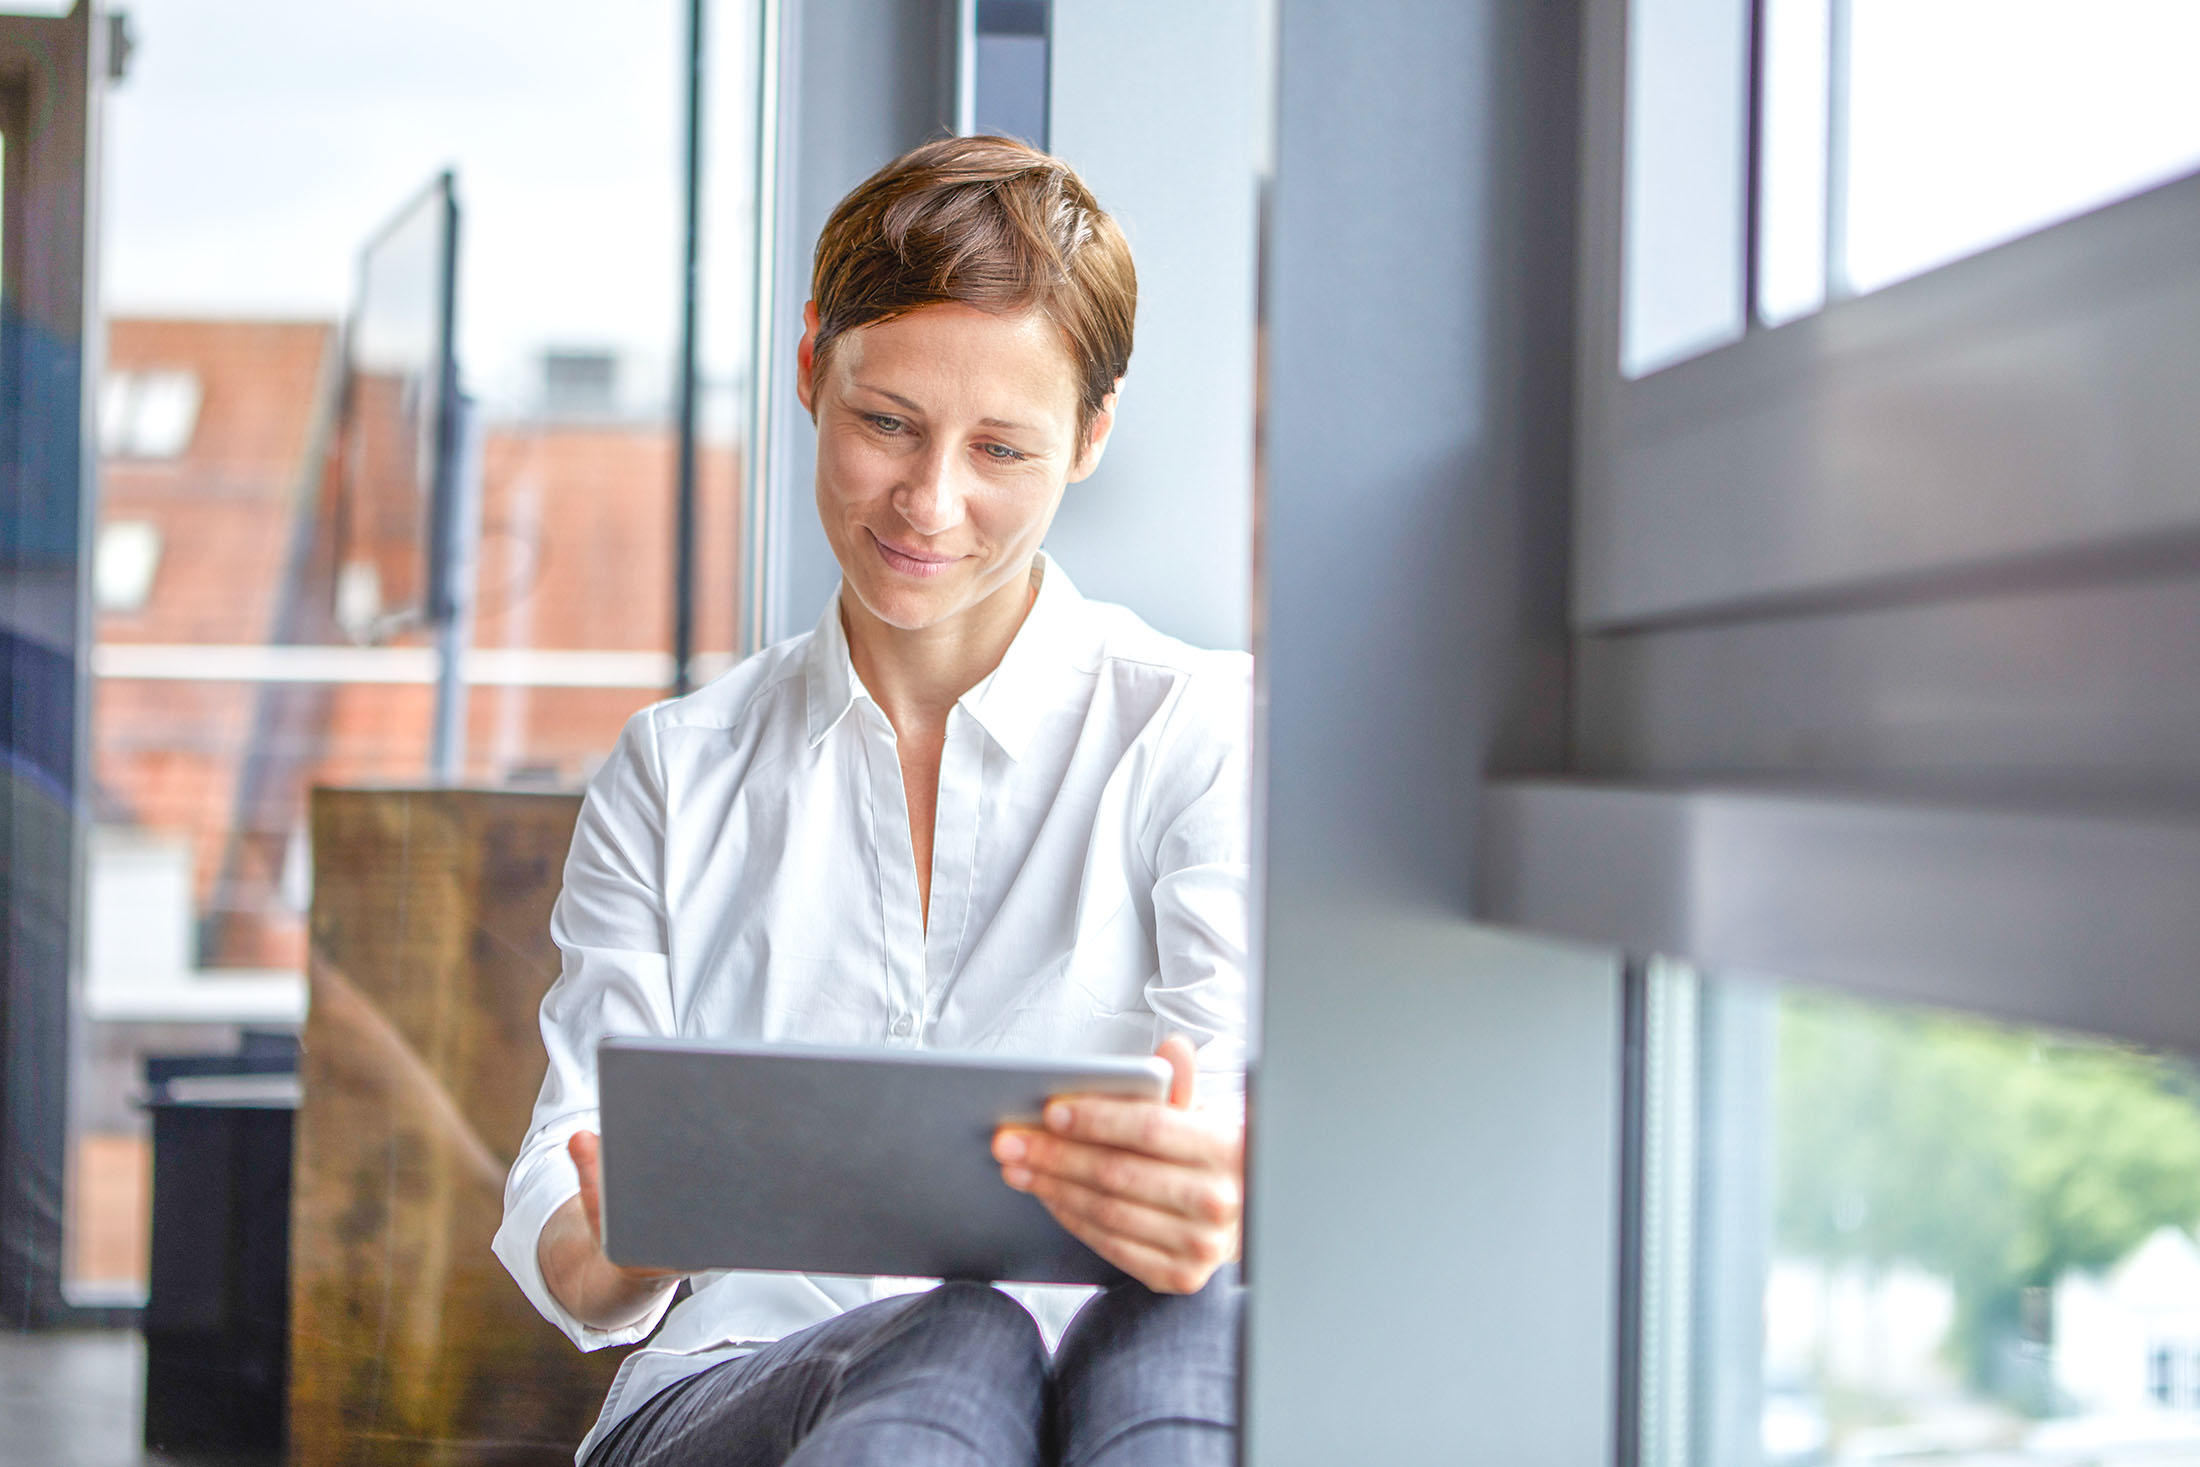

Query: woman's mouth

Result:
[871,533,961,578]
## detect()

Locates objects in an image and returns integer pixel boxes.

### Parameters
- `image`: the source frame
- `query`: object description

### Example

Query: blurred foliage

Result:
[1775,990,2200,1393]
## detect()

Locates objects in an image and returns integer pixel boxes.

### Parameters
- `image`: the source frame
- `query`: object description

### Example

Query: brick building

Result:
[93,315,740,980]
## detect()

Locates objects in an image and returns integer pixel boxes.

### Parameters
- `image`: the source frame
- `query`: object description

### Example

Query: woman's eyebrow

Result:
[849,383,923,413]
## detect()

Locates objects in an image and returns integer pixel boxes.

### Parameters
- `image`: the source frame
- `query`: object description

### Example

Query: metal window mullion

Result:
[672,0,706,695]
[1614,954,1652,1467]
[1741,0,1767,330]
[1823,0,1852,300]
[739,0,786,657]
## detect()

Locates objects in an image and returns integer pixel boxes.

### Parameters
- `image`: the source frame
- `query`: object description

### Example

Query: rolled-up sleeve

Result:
[1139,653,1254,1111]
[491,707,682,1350]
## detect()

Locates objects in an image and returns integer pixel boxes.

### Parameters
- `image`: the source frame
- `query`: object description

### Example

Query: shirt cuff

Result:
[491,1153,677,1352]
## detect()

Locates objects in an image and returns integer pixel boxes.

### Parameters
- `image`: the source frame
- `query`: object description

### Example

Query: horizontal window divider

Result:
[1478,778,2200,1056]
[90,643,711,689]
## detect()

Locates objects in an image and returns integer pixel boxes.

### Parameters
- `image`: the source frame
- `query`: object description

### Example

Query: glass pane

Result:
[1621,0,1752,376]
[79,0,756,1303]
[1755,0,1830,325]
[1840,0,2200,296]
[1643,964,2200,1466]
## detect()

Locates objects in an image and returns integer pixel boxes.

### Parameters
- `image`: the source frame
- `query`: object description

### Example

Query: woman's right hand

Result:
[537,1130,683,1331]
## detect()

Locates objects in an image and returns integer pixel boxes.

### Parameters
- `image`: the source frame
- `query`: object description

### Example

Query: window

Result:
[1638,963,2200,1465]
[1832,0,2200,299]
[1619,0,1749,375]
[91,518,160,612]
[98,368,201,457]
[1621,0,2200,375]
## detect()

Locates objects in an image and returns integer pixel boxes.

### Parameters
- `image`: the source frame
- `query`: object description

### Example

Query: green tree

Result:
[1775,991,2200,1397]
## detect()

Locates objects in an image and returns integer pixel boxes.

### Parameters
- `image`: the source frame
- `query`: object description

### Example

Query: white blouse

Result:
[491,556,1253,1460]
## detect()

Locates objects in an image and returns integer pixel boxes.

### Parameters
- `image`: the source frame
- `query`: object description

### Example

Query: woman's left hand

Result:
[992,1035,1243,1294]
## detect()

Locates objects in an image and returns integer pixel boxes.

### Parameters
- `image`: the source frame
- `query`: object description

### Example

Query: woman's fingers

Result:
[563,1131,681,1286]
[996,1128,1240,1225]
[1034,1094,1242,1171]
[995,1098,1243,1294]
[1157,1035,1198,1109]
[1020,1169,1236,1264]
[1021,1184,1229,1296]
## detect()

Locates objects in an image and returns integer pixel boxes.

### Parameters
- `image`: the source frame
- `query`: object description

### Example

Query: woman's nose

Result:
[894,446,966,536]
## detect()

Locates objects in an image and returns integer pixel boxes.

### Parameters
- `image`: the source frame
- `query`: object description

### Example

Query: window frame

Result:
[1577,0,2200,633]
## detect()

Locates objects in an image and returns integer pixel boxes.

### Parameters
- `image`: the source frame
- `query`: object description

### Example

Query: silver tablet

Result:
[596,1037,1172,1285]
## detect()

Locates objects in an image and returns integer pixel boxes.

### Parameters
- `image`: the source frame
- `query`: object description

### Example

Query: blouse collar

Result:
[804,551,1082,762]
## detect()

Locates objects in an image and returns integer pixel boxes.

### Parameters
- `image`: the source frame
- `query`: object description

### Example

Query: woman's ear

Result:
[1067,380,1122,483]
[795,301,821,420]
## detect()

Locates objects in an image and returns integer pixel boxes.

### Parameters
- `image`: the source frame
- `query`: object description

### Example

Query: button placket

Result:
[859,702,927,1042]
[920,708,985,1038]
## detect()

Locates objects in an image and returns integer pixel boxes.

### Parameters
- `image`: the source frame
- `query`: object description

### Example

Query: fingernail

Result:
[1003,1166,1033,1189]
[1046,1102,1072,1132]
[995,1133,1026,1162]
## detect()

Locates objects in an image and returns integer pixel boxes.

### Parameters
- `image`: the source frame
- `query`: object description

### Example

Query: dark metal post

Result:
[673,0,707,696]
[1741,0,1768,329]
[427,172,469,782]
[1613,955,1649,1467]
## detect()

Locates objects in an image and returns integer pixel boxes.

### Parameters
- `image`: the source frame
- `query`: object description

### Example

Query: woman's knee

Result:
[897,1281,1048,1374]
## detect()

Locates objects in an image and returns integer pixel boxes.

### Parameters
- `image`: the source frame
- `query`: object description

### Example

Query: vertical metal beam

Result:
[426,173,467,781]
[673,0,706,694]
[429,393,479,782]
[1613,956,1650,1467]
[1741,0,1767,328]
[953,0,977,134]
[741,0,785,657]
[0,0,122,1327]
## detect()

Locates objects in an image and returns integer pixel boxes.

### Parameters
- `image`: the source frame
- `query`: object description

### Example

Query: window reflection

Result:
[1645,963,2200,1465]
[75,0,757,1307]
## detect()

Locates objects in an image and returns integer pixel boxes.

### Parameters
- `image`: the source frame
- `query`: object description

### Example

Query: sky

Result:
[89,0,759,416]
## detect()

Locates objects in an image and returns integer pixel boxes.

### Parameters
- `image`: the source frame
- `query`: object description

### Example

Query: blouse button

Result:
[890,1014,915,1038]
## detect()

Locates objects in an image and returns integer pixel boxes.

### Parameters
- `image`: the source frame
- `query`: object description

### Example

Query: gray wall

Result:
[1042,0,1260,652]
[1244,3,1612,1461]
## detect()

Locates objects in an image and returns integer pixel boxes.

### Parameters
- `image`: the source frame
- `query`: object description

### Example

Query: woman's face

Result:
[798,301,1111,639]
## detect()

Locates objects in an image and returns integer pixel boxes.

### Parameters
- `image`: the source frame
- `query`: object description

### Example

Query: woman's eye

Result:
[980,442,1026,462]
[865,414,904,434]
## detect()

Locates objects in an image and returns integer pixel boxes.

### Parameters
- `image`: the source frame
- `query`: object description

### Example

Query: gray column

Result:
[1244,3,1613,1462]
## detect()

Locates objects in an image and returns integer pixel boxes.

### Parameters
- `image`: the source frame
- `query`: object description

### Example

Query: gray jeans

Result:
[584,1274,1242,1467]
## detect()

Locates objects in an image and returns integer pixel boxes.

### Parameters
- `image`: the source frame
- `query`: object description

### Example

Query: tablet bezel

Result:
[596,1037,1173,1284]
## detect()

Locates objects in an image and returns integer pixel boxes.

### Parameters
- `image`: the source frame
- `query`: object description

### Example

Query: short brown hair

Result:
[810,134,1136,444]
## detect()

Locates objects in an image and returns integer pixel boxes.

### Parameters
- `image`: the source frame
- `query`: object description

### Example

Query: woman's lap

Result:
[1051,1270,1241,1467]
[585,1275,1242,1467]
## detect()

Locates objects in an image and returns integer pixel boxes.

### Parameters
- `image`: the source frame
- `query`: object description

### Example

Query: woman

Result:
[493,135,1251,1467]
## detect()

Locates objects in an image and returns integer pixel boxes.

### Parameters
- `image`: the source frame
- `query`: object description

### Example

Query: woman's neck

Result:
[842,560,1040,736]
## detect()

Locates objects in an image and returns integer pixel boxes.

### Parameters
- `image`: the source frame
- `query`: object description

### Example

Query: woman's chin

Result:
[843,577,964,634]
